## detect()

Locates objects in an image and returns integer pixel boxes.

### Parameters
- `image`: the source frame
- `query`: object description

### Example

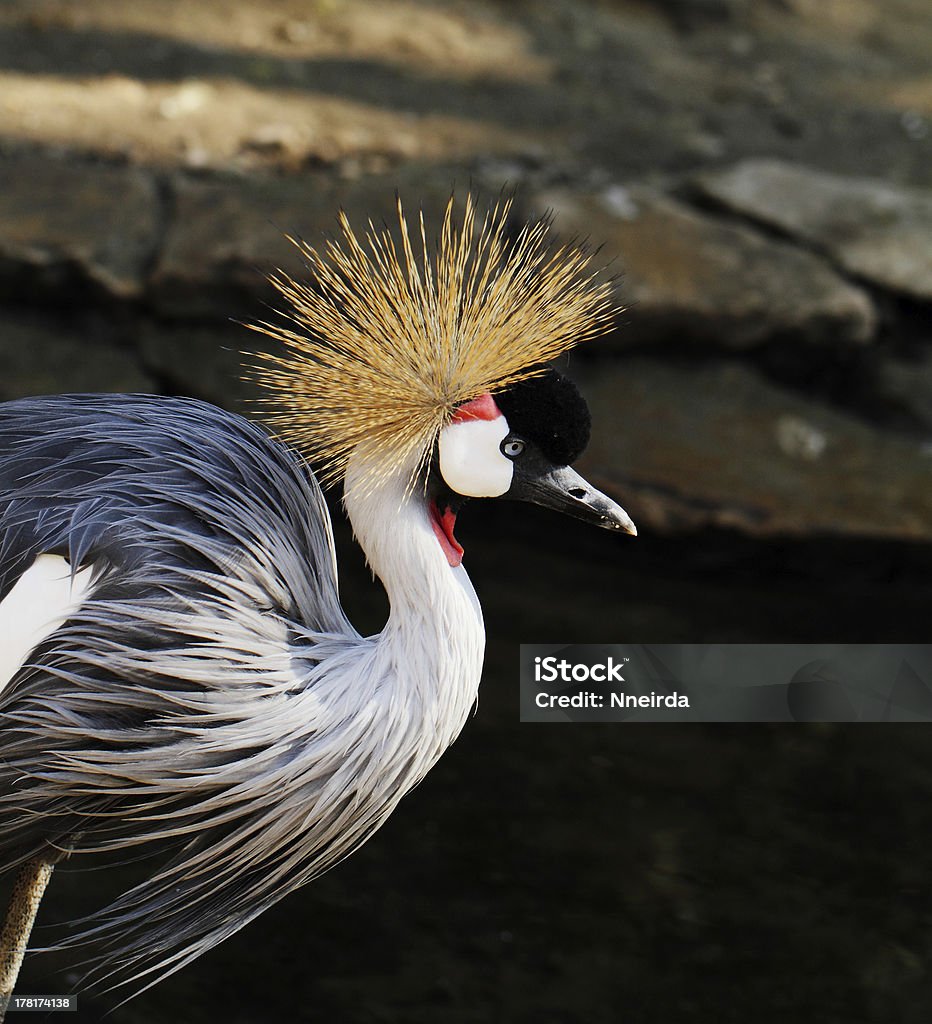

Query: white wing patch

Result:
[0,553,94,693]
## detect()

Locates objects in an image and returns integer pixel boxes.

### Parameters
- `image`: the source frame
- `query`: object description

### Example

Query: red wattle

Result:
[429,501,464,567]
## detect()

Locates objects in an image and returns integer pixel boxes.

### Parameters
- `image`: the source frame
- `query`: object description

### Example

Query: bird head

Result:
[428,369,634,566]
[247,193,635,562]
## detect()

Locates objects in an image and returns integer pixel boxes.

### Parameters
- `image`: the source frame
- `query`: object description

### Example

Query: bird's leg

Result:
[0,859,54,1021]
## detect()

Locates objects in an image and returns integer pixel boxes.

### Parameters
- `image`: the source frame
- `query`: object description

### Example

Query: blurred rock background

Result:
[1,1,931,1021]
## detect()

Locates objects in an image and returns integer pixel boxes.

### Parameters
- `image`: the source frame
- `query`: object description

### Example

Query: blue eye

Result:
[501,438,525,459]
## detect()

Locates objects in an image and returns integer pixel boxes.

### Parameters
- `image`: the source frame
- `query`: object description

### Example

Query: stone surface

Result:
[575,358,932,540]
[694,160,932,302]
[529,187,876,349]
[150,171,458,320]
[0,312,154,400]
[0,152,160,299]
[3,0,931,195]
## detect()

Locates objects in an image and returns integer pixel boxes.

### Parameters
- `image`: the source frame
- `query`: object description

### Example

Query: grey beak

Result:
[510,463,637,535]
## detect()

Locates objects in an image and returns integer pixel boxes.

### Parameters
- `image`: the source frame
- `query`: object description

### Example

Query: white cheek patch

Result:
[0,553,95,693]
[439,416,513,497]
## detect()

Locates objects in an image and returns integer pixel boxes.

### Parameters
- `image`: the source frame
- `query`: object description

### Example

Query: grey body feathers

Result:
[0,395,407,989]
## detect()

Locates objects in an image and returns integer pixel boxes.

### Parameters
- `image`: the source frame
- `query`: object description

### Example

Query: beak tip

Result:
[603,510,637,536]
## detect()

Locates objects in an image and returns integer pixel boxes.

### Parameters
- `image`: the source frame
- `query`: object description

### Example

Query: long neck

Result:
[342,454,485,757]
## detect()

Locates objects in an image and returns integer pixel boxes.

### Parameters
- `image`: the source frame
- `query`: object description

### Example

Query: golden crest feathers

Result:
[246,194,617,491]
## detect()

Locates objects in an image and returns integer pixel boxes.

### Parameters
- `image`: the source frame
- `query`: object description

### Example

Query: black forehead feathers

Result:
[494,368,591,466]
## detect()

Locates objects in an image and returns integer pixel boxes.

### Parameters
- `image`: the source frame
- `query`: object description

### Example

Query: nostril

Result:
[568,487,587,499]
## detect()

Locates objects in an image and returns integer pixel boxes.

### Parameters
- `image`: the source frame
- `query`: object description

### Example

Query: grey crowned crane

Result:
[0,196,634,1010]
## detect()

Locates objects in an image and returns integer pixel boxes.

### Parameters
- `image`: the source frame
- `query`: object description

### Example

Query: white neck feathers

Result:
[342,451,485,756]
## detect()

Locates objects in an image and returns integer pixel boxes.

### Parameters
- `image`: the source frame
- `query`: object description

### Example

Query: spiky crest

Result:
[246,194,617,495]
